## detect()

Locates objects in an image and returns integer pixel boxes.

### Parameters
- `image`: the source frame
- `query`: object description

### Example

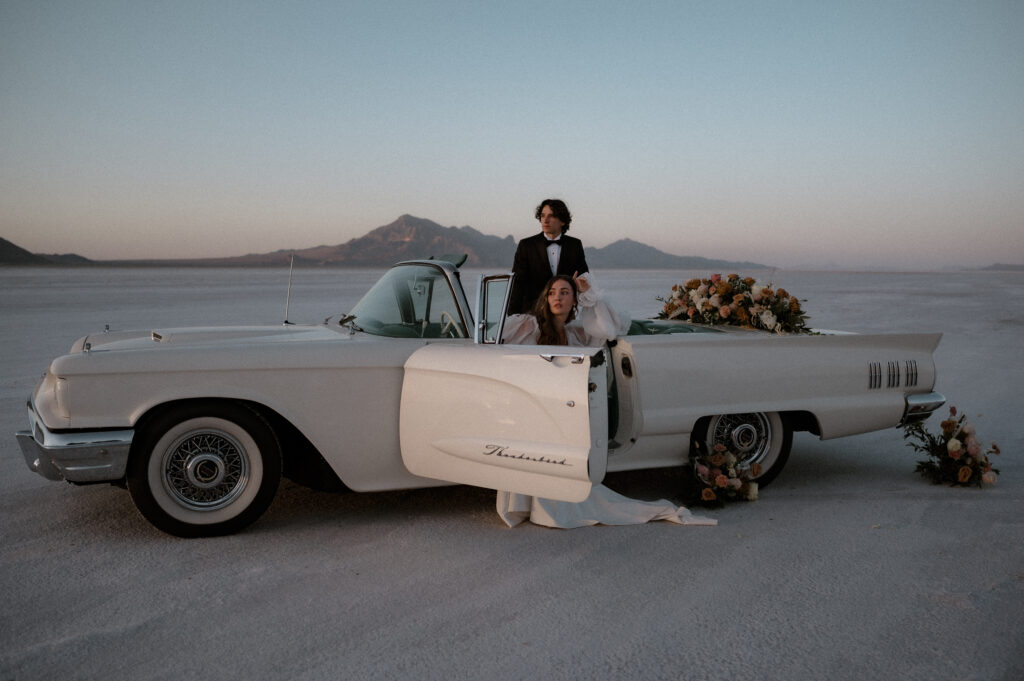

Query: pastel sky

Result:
[2,1,1022,269]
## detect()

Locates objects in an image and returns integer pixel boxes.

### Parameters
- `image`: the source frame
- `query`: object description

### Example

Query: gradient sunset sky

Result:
[2,1,1022,269]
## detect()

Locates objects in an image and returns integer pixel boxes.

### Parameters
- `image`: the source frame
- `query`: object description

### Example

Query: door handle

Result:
[539,353,586,364]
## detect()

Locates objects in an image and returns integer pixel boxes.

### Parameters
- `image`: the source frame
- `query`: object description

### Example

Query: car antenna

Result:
[283,253,295,325]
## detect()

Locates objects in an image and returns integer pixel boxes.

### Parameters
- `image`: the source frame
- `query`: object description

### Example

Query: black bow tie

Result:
[546,238,562,246]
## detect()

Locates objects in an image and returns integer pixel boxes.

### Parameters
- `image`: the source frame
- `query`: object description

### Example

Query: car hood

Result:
[70,324,343,353]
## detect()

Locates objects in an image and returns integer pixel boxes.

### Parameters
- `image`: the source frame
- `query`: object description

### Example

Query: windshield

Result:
[347,263,468,338]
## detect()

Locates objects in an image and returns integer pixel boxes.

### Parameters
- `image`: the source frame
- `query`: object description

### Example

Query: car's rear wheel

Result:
[699,412,791,486]
[127,403,281,537]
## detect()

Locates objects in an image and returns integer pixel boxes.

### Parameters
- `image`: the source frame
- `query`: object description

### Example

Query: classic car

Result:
[16,256,946,536]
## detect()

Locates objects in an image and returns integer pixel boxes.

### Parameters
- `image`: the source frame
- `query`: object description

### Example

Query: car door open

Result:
[399,344,609,502]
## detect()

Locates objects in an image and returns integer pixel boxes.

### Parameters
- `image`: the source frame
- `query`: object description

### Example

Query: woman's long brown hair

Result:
[531,275,578,345]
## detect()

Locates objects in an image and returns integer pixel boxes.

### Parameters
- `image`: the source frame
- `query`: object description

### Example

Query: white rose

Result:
[947,438,962,454]
[759,311,777,329]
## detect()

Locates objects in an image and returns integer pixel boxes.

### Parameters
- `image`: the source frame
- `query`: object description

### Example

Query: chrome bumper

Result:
[16,403,133,483]
[900,391,947,426]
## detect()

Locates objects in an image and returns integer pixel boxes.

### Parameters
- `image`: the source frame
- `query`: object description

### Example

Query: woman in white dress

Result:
[496,273,716,529]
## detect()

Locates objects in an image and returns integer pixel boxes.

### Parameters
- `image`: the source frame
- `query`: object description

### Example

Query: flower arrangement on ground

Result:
[903,406,1000,486]
[692,442,760,504]
[657,273,810,334]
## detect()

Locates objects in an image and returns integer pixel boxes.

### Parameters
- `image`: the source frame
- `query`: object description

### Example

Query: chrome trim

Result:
[887,360,900,388]
[475,273,513,344]
[900,391,947,426]
[869,362,882,389]
[905,360,918,387]
[16,404,132,483]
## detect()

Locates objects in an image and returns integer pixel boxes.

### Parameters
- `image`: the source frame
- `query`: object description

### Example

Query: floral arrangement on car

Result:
[692,442,760,504]
[656,273,810,334]
[903,406,1000,486]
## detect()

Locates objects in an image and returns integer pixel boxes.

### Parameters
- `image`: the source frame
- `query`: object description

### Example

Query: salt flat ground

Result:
[1,267,1022,681]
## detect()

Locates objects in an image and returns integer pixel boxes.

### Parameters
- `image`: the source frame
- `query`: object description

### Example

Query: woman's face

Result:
[538,205,565,237]
[546,279,576,318]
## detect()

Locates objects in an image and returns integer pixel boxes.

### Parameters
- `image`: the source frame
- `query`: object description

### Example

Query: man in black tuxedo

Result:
[508,198,590,314]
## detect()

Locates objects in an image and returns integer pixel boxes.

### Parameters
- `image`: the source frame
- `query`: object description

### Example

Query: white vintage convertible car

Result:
[17,257,945,536]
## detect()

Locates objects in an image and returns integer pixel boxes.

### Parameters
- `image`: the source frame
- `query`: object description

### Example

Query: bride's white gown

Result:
[496,274,717,529]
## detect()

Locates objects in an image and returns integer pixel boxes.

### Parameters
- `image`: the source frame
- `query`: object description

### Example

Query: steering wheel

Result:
[440,310,459,338]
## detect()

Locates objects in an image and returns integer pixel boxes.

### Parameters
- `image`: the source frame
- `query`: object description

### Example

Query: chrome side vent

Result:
[871,359,919,389]
[887,361,900,388]
[905,360,918,387]
[869,362,882,389]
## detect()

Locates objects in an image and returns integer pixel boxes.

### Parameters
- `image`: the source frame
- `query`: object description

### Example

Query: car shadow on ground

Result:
[255,465,706,533]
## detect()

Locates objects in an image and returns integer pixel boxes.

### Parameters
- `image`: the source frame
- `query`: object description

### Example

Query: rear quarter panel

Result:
[615,331,940,442]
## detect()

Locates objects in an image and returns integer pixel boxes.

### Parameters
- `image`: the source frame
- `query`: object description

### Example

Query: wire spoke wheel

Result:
[702,412,792,486]
[128,403,281,537]
[162,429,250,510]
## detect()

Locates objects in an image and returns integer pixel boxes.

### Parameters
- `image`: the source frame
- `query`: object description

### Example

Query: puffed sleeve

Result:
[502,313,540,345]
[570,273,631,344]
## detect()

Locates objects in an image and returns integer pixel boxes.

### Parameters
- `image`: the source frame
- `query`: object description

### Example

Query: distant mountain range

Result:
[0,237,93,266]
[2,215,776,270]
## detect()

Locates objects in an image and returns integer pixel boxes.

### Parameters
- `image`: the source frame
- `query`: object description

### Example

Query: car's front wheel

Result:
[127,403,282,537]
[698,412,791,486]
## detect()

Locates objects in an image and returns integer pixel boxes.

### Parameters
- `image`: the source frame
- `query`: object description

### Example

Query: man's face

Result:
[539,205,564,237]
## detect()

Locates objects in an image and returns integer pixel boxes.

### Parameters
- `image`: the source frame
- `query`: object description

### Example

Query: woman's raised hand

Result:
[572,271,591,294]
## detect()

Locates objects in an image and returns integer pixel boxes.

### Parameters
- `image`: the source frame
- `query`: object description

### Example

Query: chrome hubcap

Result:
[711,413,772,467]
[162,430,250,510]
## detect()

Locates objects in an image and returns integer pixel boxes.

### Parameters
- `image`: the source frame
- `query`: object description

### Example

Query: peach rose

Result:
[702,488,717,501]
[957,466,973,483]
[714,474,730,488]
[981,471,997,485]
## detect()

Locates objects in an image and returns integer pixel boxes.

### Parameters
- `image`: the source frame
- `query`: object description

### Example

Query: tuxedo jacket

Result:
[508,232,590,314]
